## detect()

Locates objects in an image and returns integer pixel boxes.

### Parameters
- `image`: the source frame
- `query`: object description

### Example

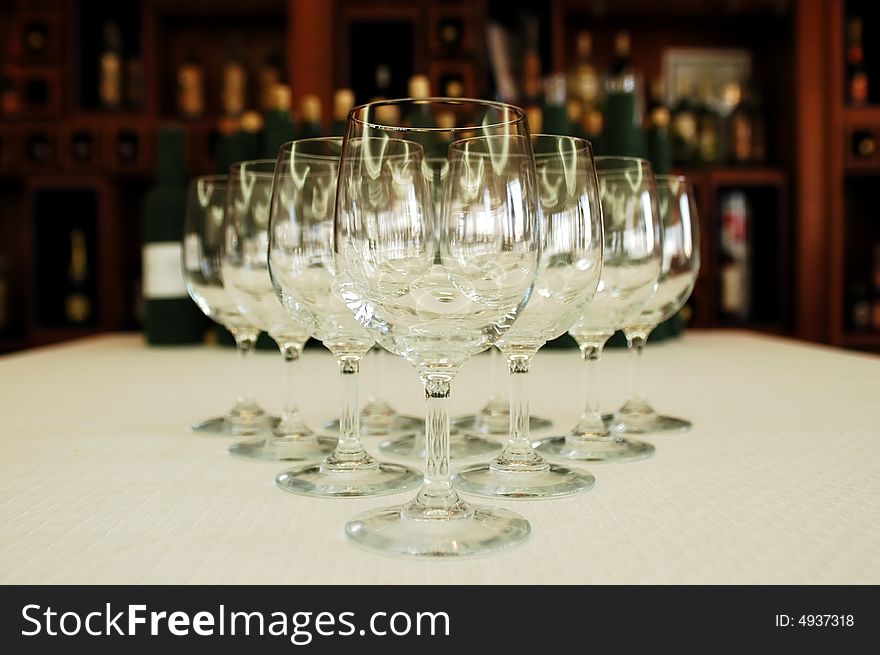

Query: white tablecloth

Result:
[1,331,878,584]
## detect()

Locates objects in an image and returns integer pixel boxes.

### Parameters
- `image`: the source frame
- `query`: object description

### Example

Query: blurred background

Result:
[0,0,874,354]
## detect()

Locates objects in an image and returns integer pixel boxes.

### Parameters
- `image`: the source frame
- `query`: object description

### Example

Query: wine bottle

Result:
[847,16,869,105]
[696,83,720,165]
[236,110,264,162]
[542,72,570,136]
[671,78,698,165]
[99,21,123,110]
[222,34,247,118]
[142,126,207,345]
[330,88,355,136]
[406,75,433,127]
[647,82,672,174]
[851,281,871,332]
[262,83,295,159]
[719,191,750,321]
[125,57,144,108]
[607,31,636,94]
[728,83,752,164]
[259,48,283,112]
[64,229,92,324]
[23,20,48,56]
[520,17,542,116]
[296,95,323,139]
[177,50,204,120]
[566,31,600,118]
[71,130,95,163]
[852,129,877,159]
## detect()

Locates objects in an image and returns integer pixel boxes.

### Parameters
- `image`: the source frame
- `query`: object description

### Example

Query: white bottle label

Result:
[143,242,186,299]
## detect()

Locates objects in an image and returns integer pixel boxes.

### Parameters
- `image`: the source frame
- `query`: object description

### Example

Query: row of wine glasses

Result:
[180,97,700,558]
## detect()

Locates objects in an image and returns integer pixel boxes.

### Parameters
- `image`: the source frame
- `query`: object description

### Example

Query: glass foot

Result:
[451,413,553,436]
[191,415,277,436]
[345,504,530,558]
[323,415,423,437]
[229,435,337,462]
[453,462,595,499]
[536,435,655,463]
[608,412,692,434]
[275,461,421,498]
[378,432,500,460]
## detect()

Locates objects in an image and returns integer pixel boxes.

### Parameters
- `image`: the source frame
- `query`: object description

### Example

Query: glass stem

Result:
[567,338,610,438]
[231,328,258,405]
[626,329,650,404]
[493,353,545,470]
[332,355,368,462]
[276,340,307,435]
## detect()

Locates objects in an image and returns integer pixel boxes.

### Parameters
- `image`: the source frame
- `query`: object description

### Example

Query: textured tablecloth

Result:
[1,331,878,584]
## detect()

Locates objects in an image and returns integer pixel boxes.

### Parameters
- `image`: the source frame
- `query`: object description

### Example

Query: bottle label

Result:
[143,242,186,299]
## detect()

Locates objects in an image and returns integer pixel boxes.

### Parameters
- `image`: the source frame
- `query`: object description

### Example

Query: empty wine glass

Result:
[221,159,336,461]
[269,138,420,496]
[336,99,539,557]
[608,174,700,433]
[182,175,271,436]
[537,156,662,462]
[453,134,603,499]
[373,155,502,462]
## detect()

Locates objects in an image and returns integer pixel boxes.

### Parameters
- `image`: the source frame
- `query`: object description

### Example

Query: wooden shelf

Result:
[843,105,880,127]
[840,332,880,349]
[680,166,788,186]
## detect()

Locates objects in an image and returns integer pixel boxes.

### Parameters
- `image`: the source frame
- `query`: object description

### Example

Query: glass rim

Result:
[594,155,653,176]
[655,174,688,183]
[278,137,343,163]
[347,96,527,132]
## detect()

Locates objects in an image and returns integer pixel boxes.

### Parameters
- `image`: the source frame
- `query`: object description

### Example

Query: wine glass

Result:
[268,137,421,496]
[181,174,271,436]
[452,134,603,499]
[221,159,336,461]
[607,174,700,433]
[336,99,540,557]
[537,156,662,462]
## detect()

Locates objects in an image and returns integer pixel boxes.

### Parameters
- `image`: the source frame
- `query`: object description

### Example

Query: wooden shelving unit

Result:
[0,0,838,352]
[828,0,880,351]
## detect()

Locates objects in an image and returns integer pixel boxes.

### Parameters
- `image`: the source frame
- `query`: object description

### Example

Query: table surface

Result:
[1,331,878,584]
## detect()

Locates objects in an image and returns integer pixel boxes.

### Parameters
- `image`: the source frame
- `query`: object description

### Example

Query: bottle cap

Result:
[375,103,401,126]
[651,106,670,128]
[444,78,464,98]
[334,88,355,121]
[576,31,592,58]
[615,31,631,56]
[271,84,292,111]
[240,110,264,133]
[301,95,322,122]
[408,74,431,99]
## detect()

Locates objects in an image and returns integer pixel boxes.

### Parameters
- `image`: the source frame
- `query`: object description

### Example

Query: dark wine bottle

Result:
[542,73,570,136]
[262,83,295,159]
[297,95,323,138]
[142,126,207,344]
[64,228,92,324]
[330,88,355,136]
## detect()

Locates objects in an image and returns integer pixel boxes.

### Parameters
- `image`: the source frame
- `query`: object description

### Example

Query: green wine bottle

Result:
[262,83,295,159]
[330,88,355,136]
[142,126,207,344]
[296,95,323,139]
